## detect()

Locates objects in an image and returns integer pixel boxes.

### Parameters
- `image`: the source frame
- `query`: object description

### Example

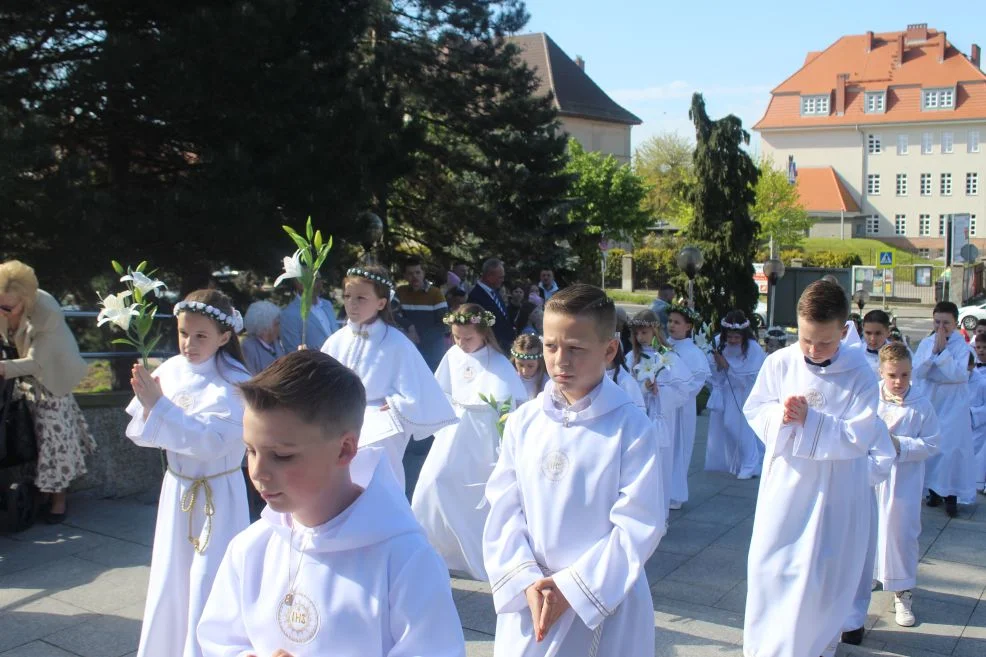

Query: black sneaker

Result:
[946,496,958,517]
[926,490,942,507]
[841,627,864,645]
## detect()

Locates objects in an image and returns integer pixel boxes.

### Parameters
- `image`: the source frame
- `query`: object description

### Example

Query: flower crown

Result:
[443,309,496,327]
[346,267,394,290]
[510,349,542,361]
[174,300,244,333]
[720,318,750,330]
[669,299,701,325]
[627,318,660,329]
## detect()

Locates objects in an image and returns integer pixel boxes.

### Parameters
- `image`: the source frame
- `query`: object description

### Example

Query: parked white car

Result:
[959,302,986,330]
[754,301,767,329]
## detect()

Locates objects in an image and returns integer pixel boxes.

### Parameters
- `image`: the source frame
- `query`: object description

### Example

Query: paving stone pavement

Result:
[2,415,986,656]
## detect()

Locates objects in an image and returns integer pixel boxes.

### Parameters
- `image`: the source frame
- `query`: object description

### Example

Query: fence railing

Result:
[851,265,950,305]
[62,309,178,361]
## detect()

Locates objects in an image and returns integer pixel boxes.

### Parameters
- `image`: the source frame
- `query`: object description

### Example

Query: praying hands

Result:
[526,577,571,642]
[783,395,808,426]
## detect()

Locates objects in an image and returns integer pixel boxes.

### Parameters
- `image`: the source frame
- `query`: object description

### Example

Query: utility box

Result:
[622,254,634,292]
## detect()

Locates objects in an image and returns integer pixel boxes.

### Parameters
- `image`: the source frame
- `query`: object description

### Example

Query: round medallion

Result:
[173,392,194,411]
[463,365,476,381]
[540,450,570,482]
[276,592,320,644]
[803,389,826,410]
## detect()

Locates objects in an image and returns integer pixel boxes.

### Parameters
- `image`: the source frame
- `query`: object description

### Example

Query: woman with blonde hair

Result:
[0,260,94,522]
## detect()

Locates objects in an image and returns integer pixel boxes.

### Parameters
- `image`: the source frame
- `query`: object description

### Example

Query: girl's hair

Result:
[511,334,547,392]
[609,339,631,382]
[628,309,668,366]
[344,264,397,326]
[244,300,280,336]
[718,309,755,357]
[449,303,502,354]
[180,289,248,376]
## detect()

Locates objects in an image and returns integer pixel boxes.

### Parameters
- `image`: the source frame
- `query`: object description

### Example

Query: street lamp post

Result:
[676,246,704,307]
[763,256,785,328]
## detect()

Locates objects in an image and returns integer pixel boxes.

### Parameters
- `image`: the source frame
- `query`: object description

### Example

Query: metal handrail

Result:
[61,308,178,360]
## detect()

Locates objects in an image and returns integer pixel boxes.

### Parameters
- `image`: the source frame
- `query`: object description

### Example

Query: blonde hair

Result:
[451,303,502,354]
[0,260,39,311]
[878,342,911,367]
[628,309,667,366]
[511,334,546,393]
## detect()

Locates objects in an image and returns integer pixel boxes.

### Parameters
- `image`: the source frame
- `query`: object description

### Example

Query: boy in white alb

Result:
[197,351,465,657]
[914,301,974,517]
[743,280,887,657]
[861,310,892,374]
[483,284,666,657]
[873,343,940,628]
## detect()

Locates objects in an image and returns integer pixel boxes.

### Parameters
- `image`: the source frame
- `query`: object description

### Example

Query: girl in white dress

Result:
[126,289,252,657]
[411,304,527,580]
[607,340,645,410]
[321,265,456,492]
[629,309,690,513]
[705,310,765,479]
[510,333,548,401]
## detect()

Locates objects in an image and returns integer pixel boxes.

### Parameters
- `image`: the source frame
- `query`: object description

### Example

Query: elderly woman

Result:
[240,300,285,374]
[0,260,94,522]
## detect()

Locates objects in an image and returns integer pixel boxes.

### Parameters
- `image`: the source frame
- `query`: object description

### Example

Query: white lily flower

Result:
[274,250,304,287]
[97,291,139,331]
[633,357,660,383]
[120,271,167,297]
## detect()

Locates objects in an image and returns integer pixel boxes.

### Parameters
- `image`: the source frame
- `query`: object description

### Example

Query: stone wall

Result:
[70,392,163,498]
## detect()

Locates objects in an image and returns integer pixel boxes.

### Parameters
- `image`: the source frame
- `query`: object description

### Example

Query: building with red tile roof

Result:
[757,24,986,256]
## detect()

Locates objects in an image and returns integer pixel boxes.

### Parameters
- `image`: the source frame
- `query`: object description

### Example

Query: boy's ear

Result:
[604,337,619,364]
[840,324,848,339]
[337,430,359,466]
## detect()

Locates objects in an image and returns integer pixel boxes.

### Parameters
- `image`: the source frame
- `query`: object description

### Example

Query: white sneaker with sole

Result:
[669,501,682,510]
[894,590,915,627]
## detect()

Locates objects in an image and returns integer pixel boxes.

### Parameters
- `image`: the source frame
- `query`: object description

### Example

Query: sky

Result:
[521,0,985,156]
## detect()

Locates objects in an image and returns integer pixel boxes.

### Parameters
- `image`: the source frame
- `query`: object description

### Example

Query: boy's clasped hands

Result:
[526,576,571,642]
[782,395,808,426]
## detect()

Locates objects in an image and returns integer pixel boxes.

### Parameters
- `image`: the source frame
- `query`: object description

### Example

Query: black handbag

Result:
[0,342,39,468]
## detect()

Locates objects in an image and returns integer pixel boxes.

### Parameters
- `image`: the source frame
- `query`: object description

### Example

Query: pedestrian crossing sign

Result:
[879,251,894,266]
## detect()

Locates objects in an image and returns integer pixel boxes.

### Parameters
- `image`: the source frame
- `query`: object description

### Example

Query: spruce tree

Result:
[684,93,760,323]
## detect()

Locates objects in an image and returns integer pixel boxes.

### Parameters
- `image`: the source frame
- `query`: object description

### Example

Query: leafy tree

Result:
[633,131,694,227]
[752,157,813,249]
[683,93,759,323]
[562,139,650,282]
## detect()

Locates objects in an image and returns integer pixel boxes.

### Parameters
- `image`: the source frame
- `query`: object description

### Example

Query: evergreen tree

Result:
[684,93,759,323]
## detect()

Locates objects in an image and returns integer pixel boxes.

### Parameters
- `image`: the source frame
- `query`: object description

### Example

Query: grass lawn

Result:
[802,237,938,266]
[76,360,112,393]
[606,289,657,305]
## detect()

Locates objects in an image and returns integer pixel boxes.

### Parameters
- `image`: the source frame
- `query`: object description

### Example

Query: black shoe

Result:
[44,510,66,524]
[841,627,864,645]
[927,490,942,507]
[946,496,958,517]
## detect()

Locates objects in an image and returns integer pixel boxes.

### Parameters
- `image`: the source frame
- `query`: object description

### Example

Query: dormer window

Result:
[864,91,886,113]
[801,94,830,116]
[923,88,955,110]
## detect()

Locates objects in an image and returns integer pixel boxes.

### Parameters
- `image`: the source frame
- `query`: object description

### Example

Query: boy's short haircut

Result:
[879,342,911,365]
[545,284,617,339]
[977,319,986,328]
[976,333,986,344]
[933,301,959,320]
[239,350,366,436]
[796,280,849,324]
[863,309,891,328]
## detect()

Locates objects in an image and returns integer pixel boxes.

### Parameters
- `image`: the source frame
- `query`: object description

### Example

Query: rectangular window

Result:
[801,95,830,116]
[937,248,946,258]
[895,214,907,236]
[867,174,881,195]
[971,130,982,153]
[918,248,931,258]
[866,215,880,236]
[919,214,931,236]
[867,134,882,154]
[896,173,908,196]
[942,132,954,154]
[897,134,909,155]
[865,92,886,113]
[922,132,934,154]
[940,214,947,236]
[920,173,932,196]
[968,173,980,195]
[941,173,952,196]
[973,215,979,237]
[923,88,956,110]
